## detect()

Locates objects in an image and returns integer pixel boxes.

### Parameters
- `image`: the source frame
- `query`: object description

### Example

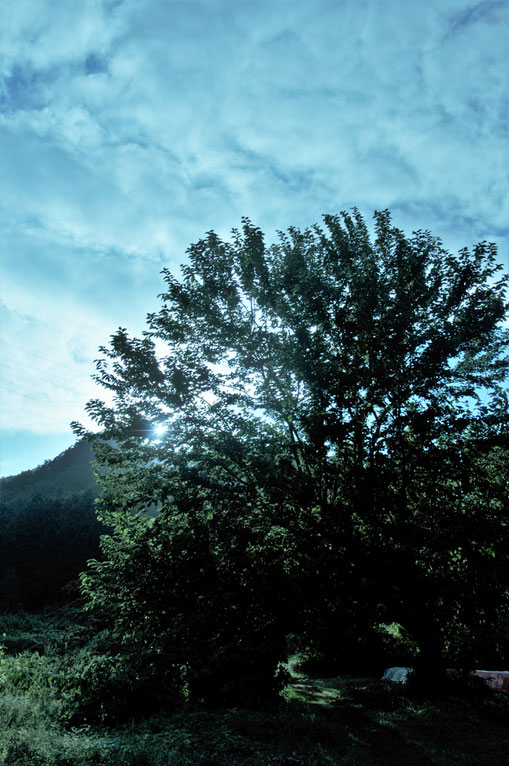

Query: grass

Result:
[1,610,508,765]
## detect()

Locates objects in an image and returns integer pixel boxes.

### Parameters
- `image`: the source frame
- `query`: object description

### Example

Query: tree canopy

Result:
[74,209,509,703]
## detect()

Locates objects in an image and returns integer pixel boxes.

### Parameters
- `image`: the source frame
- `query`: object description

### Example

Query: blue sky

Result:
[1,0,508,476]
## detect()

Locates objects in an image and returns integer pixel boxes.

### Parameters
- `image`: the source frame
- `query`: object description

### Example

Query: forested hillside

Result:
[0,440,97,503]
[0,441,104,610]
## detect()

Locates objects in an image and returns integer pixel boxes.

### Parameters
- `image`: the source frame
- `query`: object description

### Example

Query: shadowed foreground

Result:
[286,673,508,765]
[1,611,508,766]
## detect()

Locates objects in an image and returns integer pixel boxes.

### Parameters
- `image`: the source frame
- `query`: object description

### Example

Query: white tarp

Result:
[382,667,509,693]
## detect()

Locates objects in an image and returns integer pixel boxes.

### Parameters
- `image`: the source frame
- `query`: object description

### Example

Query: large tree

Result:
[75,209,509,701]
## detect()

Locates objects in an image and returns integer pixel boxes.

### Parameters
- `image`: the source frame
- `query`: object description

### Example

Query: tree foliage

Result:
[74,209,509,703]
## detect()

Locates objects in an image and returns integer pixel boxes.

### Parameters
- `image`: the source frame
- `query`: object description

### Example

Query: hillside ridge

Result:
[0,440,98,504]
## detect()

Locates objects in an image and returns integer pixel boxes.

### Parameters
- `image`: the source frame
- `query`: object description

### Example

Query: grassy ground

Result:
[1,610,508,766]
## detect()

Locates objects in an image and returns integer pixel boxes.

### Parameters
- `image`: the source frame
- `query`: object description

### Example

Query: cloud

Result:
[446,0,508,36]
[1,0,508,472]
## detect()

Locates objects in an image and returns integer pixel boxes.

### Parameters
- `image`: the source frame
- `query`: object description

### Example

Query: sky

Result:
[1,0,508,476]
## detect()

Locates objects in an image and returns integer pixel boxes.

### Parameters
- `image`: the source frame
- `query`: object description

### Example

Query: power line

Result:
[0,357,94,396]
[0,403,84,426]
[0,381,84,412]
[0,373,88,401]
[0,338,96,375]
[1,381,49,405]
[0,402,151,434]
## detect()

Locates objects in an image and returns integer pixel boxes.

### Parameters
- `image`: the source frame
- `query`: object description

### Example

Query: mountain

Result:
[0,440,98,507]
[0,440,103,611]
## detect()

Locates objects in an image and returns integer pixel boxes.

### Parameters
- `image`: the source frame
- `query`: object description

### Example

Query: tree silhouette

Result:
[74,210,509,702]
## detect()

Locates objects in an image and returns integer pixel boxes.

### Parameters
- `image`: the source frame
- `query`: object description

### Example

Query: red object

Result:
[473,671,509,693]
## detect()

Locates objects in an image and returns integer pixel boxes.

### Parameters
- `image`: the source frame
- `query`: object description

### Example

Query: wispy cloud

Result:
[446,0,507,36]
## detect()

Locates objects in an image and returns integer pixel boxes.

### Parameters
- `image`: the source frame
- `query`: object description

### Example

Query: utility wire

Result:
[0,382,82,414]
[0,403,84,426]
[0,402,155,434]
[0,366,93,399]
[0,358,95,396]
[0,338,96,375]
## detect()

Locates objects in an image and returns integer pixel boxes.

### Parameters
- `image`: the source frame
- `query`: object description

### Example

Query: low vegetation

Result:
[1,610,508,766]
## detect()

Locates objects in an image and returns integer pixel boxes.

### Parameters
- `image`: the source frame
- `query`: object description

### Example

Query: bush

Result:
[80,508,289,709]
[61,645,184,724]
[0,640,182,728]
